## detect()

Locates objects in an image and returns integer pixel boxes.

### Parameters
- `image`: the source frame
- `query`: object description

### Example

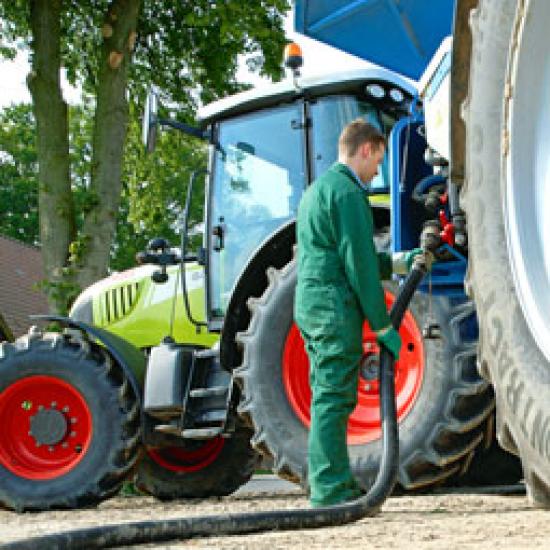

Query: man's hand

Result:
[376,326,402,360]
[392,248,423,274]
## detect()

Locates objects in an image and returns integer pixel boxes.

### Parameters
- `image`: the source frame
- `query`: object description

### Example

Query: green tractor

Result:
[0,65,520,511]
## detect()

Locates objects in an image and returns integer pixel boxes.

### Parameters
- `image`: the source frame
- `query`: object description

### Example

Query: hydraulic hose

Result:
[4,259,429,550]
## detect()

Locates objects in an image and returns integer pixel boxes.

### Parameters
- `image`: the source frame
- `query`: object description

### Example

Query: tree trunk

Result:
[28,0,75,313]
[76,0,141,290]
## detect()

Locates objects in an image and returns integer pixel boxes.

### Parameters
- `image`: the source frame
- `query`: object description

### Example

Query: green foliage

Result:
[0,104,39,244]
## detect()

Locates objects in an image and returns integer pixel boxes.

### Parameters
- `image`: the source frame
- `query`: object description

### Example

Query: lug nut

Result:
[51,401,57,408]
[48,446,54,452]
[70,418,77,424]
[62,406,69,413]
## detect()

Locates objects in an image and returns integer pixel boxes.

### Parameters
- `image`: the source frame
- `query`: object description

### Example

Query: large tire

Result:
[236,261,495,491]
[135,420,258,499]
[0,331,140,511]
[464,0,550,505]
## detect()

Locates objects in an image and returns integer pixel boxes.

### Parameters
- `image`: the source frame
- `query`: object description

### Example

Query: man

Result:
[294,119,421,507]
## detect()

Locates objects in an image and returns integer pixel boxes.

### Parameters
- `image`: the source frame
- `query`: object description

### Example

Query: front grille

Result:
[100,282,140,325]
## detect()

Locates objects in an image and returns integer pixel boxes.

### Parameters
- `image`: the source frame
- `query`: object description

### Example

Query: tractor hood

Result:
[294,0,455,80]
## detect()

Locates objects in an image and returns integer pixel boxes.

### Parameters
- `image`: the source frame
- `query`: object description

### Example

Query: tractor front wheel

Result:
[0,332,140,511]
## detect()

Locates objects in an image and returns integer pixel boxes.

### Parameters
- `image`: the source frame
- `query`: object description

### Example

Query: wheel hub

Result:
[0,375,92,479]
[359,352,379,381]
[282,290,424,445]
[29,408,68,446]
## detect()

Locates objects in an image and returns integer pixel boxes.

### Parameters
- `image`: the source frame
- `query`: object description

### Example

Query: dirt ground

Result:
[1,484,549,549]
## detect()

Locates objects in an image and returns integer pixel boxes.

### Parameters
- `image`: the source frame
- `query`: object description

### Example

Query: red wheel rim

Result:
[0,375,93,479]
[283,290,424,445]
[147,437,225,473]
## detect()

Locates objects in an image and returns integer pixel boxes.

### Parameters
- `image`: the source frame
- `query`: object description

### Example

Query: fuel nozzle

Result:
[410,221,440,274]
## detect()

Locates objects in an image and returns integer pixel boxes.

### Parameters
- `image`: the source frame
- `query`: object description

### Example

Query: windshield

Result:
[208,103,306,317]
[310,95,394,191]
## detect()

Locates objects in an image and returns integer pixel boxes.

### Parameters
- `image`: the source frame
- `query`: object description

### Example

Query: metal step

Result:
[189,386,228,398]
[181,427,223,439]
[194,409,227,424]
[154,424,181,435]
[195,348,219,360]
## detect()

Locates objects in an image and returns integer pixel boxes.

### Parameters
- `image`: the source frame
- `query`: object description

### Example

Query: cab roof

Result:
[197,67,416,126]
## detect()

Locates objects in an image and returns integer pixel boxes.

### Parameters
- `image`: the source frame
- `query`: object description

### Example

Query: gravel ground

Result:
[1,482,548,549]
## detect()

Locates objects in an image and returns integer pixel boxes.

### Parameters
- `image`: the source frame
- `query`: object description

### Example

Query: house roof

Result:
[0,235,49,339]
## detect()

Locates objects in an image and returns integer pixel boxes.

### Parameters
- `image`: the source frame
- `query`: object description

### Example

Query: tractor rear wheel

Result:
[236,261,495,491]
[464,0,550,505]
[135,419,258,499]
[0,331,140,511]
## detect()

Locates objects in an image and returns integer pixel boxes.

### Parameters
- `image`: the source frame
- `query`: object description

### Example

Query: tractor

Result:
[0,9,523,509]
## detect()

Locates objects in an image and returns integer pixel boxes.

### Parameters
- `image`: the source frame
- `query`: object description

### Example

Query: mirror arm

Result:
[158,118,207,140]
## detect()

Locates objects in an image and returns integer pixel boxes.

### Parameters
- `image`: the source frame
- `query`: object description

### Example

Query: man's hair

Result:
[338,118,385,158]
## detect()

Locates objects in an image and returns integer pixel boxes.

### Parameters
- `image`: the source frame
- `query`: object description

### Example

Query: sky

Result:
[0,8,372,109]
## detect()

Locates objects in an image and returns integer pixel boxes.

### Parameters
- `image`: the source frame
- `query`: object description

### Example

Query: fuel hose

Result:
[3,256,429,550]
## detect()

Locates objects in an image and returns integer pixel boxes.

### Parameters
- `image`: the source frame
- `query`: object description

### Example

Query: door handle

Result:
[212,223,225,251]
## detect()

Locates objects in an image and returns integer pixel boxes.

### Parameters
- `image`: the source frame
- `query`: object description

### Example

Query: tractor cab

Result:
[187,69,417,330]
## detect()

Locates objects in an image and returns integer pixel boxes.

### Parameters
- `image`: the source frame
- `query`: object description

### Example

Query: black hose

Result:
[3,263,427,550]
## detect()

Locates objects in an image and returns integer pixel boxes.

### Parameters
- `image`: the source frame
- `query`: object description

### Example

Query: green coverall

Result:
[294,162,393,507]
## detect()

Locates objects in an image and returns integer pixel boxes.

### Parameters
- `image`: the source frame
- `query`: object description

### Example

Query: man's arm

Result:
[331,190,391,332]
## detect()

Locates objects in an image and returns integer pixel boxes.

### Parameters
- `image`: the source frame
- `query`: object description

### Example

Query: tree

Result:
[0,0,289,312]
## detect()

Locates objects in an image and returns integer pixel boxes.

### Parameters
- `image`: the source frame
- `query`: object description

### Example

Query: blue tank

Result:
[294,0,455,79]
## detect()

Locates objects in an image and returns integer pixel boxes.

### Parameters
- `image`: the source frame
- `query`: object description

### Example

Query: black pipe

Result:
[180,169,208,330]
[3,262,428,550]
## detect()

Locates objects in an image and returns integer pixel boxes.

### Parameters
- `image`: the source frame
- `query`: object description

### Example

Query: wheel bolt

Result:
[35,442,41,447]
[48,446,54,452]
[70,431,76,438]
[51,401,57,408]
[38,405,44,411]
[70,418,77,424]
[62,406,69,413]
[62,442,68,448]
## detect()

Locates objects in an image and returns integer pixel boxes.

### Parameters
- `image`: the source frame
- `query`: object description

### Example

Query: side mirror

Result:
[142,89,159,153]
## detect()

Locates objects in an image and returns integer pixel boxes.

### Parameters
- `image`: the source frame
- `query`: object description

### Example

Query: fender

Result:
[220,221,296,372]
[31,315,145,405]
